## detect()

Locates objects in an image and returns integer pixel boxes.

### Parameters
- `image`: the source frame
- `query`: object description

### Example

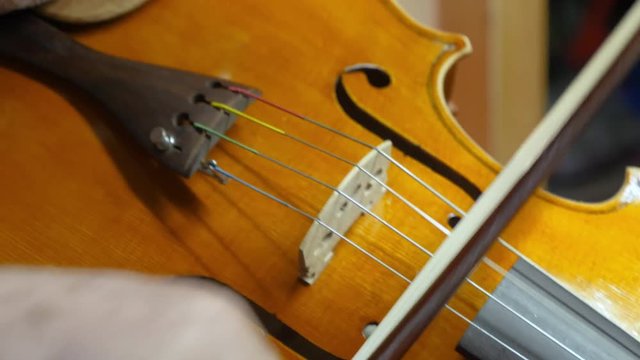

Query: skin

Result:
[0,267,277,359]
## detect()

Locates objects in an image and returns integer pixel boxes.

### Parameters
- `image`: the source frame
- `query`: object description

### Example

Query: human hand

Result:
[0,267,278,359]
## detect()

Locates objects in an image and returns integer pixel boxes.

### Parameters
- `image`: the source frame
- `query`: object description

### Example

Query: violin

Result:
[1,1,639,358]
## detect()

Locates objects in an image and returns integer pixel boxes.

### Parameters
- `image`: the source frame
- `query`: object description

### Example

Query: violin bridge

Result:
[298,140,392,284]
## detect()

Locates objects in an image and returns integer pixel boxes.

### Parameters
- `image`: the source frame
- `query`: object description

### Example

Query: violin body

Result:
[1,0,639,358]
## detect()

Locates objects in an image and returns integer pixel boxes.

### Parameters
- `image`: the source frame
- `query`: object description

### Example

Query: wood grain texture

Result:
[0,1,638,358]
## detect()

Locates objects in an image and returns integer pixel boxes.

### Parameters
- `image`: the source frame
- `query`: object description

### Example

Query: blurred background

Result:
[396,0,640,202]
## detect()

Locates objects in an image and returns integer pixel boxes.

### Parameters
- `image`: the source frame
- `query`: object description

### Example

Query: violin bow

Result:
[355,2,640,359]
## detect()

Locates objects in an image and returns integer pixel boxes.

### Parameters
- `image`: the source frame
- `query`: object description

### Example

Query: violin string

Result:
[209,101,450,236]
[219,88,556,294]
[444,305,529,360]
[206,90,587,358]
[193,120,436,257]
[204,160,529,360]
[224,85,464,214]
[202,98,586,358]
[199,112,498,284]
[203,160,411,283]
[222,87,545,270]
[222,88,547,252]
[463,274,585,359]
[203,102,560,302]
[204,103,516,276]
[196,122,582,359]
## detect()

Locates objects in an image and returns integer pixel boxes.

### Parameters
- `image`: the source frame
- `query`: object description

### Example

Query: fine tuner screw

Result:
[149,127,175,152]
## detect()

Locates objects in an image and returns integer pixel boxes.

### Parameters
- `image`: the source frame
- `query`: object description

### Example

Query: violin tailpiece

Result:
[0,12,259,176]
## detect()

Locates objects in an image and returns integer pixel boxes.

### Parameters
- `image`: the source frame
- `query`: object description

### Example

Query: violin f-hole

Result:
[335,64,482,199]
